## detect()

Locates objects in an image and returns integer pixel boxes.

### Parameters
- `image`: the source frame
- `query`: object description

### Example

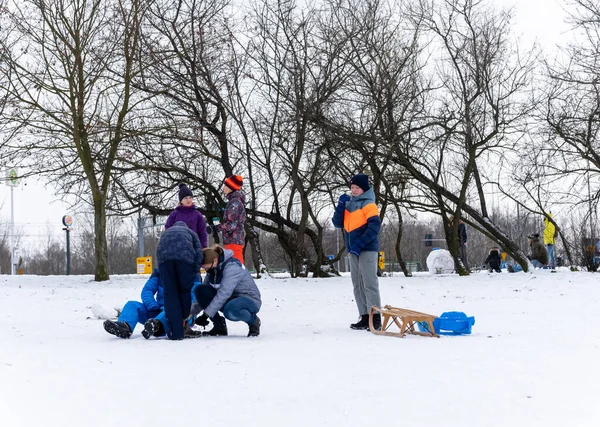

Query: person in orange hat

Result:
[219,175,246,264]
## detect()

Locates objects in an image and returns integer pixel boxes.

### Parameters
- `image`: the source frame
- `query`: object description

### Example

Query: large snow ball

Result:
[426,249,455,274]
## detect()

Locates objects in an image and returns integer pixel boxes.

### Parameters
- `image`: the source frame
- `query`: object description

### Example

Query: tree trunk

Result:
[245,223,268,278]
[393,205,412,277]
[93,194,110,281]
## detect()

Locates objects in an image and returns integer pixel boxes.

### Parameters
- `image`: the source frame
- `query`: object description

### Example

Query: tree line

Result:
[0,0,599,280]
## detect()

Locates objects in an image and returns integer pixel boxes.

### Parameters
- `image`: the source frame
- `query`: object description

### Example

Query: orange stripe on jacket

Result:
[344,203,379,233]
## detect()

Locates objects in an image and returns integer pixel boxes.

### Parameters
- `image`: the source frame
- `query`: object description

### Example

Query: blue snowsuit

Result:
[118,270,164,333]
[119,269,201,337]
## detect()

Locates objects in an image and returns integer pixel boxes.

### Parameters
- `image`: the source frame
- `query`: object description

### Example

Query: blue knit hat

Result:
[350,174,370,192]
[178,183,193,202]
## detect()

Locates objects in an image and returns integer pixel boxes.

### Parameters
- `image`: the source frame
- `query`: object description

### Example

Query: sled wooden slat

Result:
[369,305,439,338]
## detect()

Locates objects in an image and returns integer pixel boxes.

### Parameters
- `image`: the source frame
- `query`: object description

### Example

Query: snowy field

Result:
[1,269,599,427]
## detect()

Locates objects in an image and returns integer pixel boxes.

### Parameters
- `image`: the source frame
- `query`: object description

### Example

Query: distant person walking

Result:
[332,173,382,331]
[165,183,208,249]
[544,213,557,269]
[449,215,469,270]
[220,175,246,264]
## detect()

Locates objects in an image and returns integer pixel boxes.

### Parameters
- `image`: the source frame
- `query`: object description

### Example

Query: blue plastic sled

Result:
[417,311,475,335]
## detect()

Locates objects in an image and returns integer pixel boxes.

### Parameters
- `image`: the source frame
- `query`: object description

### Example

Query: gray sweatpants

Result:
[349,251,381,316]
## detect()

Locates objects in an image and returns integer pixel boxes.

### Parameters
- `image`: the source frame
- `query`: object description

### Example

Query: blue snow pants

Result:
[118,301,162,333]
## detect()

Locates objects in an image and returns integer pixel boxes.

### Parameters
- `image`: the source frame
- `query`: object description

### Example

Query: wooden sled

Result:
[369,305,439,338]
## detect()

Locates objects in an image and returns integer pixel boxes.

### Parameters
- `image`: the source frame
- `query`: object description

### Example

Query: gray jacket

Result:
[157,221,203,270]
[203,249,262,318]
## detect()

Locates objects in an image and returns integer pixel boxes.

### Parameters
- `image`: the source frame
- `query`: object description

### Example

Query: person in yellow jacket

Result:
[544,213,557,269]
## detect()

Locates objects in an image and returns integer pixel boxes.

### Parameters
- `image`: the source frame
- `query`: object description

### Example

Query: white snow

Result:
[426,248,455,273]
[1,270,599,426]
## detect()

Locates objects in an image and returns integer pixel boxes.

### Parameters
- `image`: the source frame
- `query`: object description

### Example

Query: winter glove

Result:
[195,312,210,327]
[338,194,351,204]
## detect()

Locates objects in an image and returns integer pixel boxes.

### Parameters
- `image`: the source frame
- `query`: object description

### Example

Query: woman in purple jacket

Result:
[165,183,208,248]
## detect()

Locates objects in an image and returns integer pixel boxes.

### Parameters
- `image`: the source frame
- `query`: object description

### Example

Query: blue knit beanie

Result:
[178,183,193,202]
[350,174,370,192]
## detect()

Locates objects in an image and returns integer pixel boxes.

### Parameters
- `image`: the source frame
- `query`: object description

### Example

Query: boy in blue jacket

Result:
[332,173,382,331]
[104,269,202,339]
[104,269,166,338]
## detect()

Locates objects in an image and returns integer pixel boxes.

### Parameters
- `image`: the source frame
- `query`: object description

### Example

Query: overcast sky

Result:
[0,0,573,248]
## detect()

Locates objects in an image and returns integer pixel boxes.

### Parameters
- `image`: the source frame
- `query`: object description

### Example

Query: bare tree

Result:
[0,0,148,280]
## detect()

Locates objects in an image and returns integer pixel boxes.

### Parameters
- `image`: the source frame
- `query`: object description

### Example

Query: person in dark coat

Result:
[484,247,502,273]
[157,221,204,340]
[449,215,469,270]
[191,245,262,337]
[220,175,246,264]
[165,183,209,248]
[527,233,549,267]
[507,233,549,272]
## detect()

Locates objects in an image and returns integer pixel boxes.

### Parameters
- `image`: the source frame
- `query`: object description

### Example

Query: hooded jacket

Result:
[332,187,381,253]
[222,190,246,245]
[528,235,549,265]
[484,248,502,269]
[157,221,204,270]
[543,215,556,245]
[202,248,262,318]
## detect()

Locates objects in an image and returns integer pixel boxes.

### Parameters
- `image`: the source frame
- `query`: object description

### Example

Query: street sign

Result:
[6,168,18,187]
[62,215,74,227]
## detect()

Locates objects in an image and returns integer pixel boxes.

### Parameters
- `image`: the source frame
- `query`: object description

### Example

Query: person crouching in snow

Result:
[191,245,262,337]
[332,173,382,331]
[157,221,204,340]
[507,234,549,272]
[165,183,209,249]
[483,247,502,273]
[103,269,165,339]
[220,175,246,264]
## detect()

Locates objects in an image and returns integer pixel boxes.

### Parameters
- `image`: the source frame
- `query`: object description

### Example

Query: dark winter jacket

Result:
[222,190,246,245]
[450,222,467,245]
[140,269,165,312]
[332,187,381,253]
[202,249,262,318]
[157,221,204,270]
[528,235,549,265]
[484,249,502,269]
[165,205,209,248]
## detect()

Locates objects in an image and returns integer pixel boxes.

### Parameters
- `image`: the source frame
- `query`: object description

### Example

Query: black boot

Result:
[104,320,132,338]
[248,316,261,337]
[184,324,203,339]
[142,318,164,339]
[350,314,370,330]
[370,314,382,331]
[203,314,228,336]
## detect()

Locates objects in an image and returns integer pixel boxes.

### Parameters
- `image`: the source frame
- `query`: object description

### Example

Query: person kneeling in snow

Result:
[483,247,502,273]
[104,269,202,339]
[507,234,549,272]
[191,245,262,337]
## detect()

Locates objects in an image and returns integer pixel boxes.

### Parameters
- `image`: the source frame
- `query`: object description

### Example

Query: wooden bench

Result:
[369,305,439,338]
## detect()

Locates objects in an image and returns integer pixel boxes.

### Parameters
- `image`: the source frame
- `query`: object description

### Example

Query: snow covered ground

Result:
[1,269,599,427]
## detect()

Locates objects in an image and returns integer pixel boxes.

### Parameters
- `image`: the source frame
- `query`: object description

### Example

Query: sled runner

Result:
[369,305,439,338]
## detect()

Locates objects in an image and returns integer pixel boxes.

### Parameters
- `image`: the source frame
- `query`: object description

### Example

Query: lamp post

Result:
[62,215,73,275]
[6,168,19,275]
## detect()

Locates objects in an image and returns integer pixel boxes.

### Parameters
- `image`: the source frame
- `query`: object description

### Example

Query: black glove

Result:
[195,313,210,327]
